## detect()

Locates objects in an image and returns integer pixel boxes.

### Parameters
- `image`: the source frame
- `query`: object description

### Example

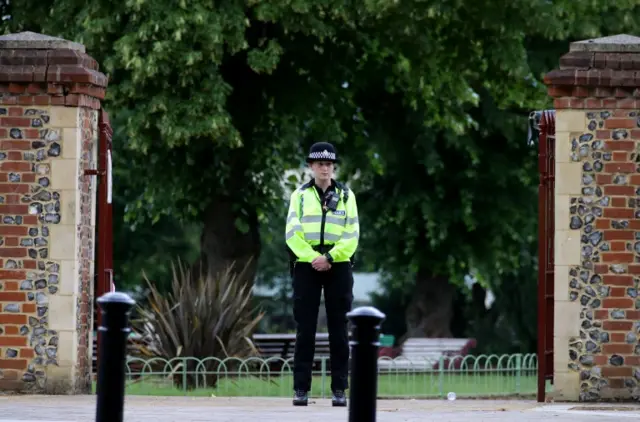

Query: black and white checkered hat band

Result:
[308,150,336,160]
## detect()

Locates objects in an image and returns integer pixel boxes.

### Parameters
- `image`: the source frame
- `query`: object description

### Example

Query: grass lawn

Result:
[109,373,540,398]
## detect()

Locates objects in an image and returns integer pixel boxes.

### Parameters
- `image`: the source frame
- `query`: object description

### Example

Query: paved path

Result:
[0,396,639,421]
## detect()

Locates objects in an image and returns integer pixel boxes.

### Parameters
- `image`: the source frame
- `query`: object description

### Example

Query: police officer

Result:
[285,142,359,407]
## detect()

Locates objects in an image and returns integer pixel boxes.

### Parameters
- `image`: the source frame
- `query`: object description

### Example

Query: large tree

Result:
[258,2,640,339]
[338,5,640,337]
[6,0,640,337]
[248,2,640,339]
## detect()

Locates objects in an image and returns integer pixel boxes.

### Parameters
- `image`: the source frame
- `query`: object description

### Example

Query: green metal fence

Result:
[121,353,538,398]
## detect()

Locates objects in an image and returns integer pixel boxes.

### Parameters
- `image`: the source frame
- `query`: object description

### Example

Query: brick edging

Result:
[0,48,107,108]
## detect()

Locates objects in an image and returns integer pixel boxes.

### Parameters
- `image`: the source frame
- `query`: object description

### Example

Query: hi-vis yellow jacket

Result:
[285,181,359,263]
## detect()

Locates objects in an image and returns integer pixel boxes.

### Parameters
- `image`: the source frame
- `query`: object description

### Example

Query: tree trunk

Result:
[194,198,261,286]
[405,270,454,338]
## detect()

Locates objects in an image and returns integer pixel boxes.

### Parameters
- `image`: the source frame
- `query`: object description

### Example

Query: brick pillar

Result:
[545,34,640,401]
[0,32,107,393]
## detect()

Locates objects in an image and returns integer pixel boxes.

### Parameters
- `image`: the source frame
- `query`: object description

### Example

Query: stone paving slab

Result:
[0,396,639,421]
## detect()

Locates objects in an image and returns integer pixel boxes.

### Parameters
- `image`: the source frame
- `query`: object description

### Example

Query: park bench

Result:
[252,333,332,360]
[252,332,396,360]
[252,332,398,373]
[377,337,476,372]
[252,333,333,372]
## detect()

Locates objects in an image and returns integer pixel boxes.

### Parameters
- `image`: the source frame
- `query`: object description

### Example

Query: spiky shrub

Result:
[131,259,264,389]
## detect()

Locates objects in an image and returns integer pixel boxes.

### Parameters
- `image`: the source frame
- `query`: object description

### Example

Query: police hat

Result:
[306,142,338,163]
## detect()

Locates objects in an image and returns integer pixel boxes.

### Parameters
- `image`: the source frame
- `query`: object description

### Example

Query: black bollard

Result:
[347,306,386,422]
[95,292,136,422]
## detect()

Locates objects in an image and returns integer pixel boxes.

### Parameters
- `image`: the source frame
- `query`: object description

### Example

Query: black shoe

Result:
[293,389,308,406]
[332,390,347,407]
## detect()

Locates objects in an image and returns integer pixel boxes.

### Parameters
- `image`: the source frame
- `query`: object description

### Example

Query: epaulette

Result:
[298,180,314,191]
[335,181,350,203]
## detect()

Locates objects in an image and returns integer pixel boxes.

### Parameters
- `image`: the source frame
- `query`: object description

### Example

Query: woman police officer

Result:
[285,142,359,407]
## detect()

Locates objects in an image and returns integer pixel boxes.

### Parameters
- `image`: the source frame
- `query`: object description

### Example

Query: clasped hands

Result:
[312,255,331,271]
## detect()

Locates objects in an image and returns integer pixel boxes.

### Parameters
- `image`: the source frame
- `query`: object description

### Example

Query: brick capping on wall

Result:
[545,35,640,110]
[0,32,108,109]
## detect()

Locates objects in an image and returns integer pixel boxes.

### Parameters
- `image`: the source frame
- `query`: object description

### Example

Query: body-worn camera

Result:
[324,191,340,211]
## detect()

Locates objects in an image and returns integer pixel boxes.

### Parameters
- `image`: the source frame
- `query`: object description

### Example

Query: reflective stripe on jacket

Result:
[285,183,359,263]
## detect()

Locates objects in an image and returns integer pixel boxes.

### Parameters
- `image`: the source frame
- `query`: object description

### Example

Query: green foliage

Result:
[6,0,640,347]
[132,260,264,388]
[368,272,414,342]
[112,146,202,292]
[254,199,289,288]
[338,3,640,286]
[10,0,635,230]
[468,240,539,355]
[112,215,201,293]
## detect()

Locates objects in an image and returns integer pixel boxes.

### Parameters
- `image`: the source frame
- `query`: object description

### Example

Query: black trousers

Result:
[292,261,354,392]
